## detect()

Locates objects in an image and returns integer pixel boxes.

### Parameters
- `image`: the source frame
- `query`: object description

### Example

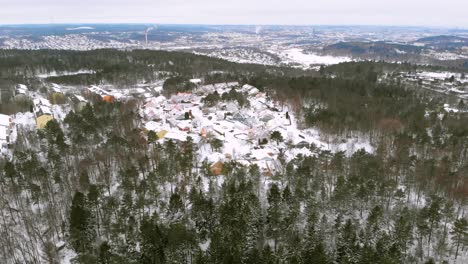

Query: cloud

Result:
[0,0,467,28]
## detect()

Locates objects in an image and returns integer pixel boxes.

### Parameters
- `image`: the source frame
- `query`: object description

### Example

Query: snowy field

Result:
[36,70,96,78]
[278,48,352,68]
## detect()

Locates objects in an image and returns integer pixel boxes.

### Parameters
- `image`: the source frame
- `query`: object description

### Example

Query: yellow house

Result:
[33,98,54,129]
[157,130,168,139]
[36,115,54,129]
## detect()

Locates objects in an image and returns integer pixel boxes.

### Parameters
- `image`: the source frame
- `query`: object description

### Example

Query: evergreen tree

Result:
[140,215,167,264]
[451,218,468,260]
[270,131,284,145]
[69,191,93,254]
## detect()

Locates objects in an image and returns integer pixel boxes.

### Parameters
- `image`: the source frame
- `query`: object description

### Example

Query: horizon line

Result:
[0,22,467,30]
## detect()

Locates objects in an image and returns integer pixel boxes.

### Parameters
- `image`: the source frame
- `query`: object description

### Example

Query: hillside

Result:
[322,41,423,59]
[414,35,468,50]
[0,50,467,263]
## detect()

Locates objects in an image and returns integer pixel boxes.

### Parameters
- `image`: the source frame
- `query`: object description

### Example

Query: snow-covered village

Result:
[1,78,374,175]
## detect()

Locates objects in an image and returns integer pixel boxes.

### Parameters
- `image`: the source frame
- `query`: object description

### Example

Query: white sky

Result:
[0,0,467,28]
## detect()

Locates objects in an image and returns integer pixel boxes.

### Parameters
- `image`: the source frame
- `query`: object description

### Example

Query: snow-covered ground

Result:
[36,70,96,78]
[65,27,95,31]
[277,48,352,68]
[195,49,280,66]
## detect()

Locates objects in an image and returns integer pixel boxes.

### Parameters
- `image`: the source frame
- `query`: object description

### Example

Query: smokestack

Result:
[145,27,154,46]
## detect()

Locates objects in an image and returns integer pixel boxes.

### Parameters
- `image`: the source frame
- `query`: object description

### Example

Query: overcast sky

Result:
[0,0,467,28]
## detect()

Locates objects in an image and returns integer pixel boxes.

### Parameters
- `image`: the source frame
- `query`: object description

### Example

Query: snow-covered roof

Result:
[224,102,239,112]
[0,114,12,127]
[251,148,277,161]
[88,85,109,97]
[17,84,27,90]
[164,131,187,142]
[242,84,255,91]
[51,83,62,93]
[190,79,202,84]
[135,88,146,94]
[260,113,275,122]
[248,87,260,96]
[145,121,161,131]
[33,98,52,107]
[36,105,53,116]
[74,95,87,103]
[0,126,8,141]
[15,84,28,95]
[145,95,166,108]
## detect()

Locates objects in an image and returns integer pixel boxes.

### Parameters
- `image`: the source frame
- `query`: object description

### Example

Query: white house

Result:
[0,114,13,148]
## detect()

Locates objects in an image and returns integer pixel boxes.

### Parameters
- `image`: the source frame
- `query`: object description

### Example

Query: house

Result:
[198,85,216,95]
[15,84,29,101]
[260,112,275,122]
[157,130,169,139]
[199,126,216,139]
[145,96,166,109]
[223,102,239,112]
[242,84,259,96]
[0,114,13,130]
[86,85,118,102]
[175,111,192,121]
[144,121,160,132]
[33,98,52,108]
[143,107,162,121]
[189,79,202,85]
[103,95,115,103]
[35,108,53,129]
[0,126,9,149]
[50,83,63,93]
[87,85,109,97]
[231,112,251,127]
[294,141,310,149]
[177,121,192,132]
[0,114,13,148]
[33,98,54,129]
[48,83,67,104]
[164,131,188,142]
[70,94,88,111]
